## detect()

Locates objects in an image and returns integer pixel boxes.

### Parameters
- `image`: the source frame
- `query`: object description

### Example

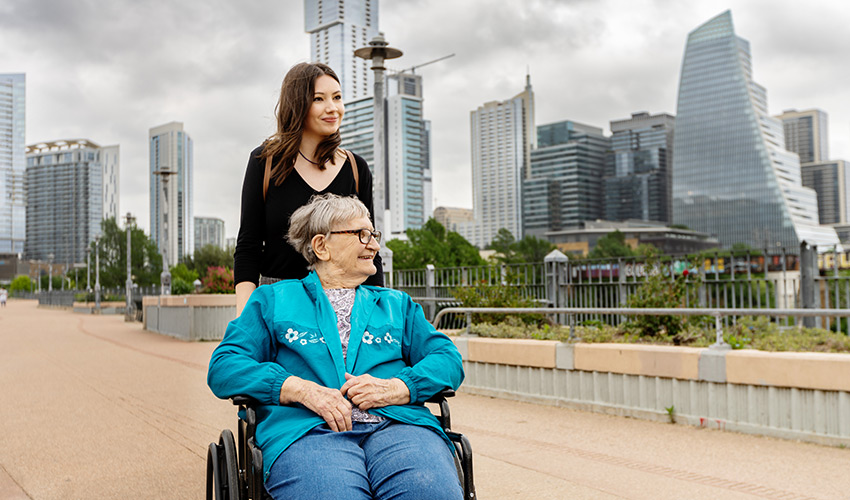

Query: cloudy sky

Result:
[3,0,849,239]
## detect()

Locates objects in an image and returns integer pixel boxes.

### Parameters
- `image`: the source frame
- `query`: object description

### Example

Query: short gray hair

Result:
[287,193,371,266]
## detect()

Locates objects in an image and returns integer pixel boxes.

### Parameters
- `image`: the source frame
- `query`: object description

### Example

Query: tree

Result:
[9,275,33,295]
[87,217,163,288]
[486,229,555,264]
[514,235,556,263]
[187,244,234,276]
[487,228,516,263]
[386,219,485,270]
[588,230,635,259]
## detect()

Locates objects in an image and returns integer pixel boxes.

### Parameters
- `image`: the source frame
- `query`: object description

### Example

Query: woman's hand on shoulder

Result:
[341,373,410,410]
[280,376,352,432]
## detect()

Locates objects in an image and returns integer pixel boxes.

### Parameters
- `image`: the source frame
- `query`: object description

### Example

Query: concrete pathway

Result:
[1,299,847,499]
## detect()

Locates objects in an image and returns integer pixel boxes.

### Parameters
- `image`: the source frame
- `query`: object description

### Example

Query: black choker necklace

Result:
[298,150,321,166]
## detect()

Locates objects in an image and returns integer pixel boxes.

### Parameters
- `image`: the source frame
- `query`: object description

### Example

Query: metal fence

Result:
[394,242,850,333]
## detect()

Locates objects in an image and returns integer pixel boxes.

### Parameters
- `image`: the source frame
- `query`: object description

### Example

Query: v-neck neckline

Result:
[293,157,349,193]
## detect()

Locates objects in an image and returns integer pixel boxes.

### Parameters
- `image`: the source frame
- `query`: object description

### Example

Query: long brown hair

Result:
[261,62,342,186]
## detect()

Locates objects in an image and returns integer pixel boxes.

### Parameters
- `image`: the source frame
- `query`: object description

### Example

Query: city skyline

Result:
[1,0,849,239]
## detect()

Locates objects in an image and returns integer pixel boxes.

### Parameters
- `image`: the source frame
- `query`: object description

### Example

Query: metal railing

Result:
[432,306,850,347]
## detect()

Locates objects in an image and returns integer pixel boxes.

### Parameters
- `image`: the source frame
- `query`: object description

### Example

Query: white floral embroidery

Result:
[375,337,381,343]
[362,331,374,344]
[283,328,323,346]
[384,332,396,344]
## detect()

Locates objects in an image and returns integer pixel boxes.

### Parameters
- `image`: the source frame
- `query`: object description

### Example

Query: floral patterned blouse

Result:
[325,287,384,423]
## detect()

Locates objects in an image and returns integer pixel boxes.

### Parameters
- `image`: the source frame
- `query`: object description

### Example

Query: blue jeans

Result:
[265,420,462,500]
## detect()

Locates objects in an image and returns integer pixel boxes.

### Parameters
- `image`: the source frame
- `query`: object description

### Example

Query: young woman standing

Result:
[234,63,383,315]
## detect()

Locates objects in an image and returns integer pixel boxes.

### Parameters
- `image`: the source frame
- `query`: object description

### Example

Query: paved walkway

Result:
[1,299,848,499]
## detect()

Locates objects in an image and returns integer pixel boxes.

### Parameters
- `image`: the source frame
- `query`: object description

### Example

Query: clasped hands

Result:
[280,373,410,432]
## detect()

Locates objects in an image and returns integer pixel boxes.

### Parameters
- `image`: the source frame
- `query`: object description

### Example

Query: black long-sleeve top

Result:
[234,145,384,286]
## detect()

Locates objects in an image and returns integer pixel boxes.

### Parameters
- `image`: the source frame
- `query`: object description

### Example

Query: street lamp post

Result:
[86,248,91,292]
[124,212,136,321]
[48,253,54,292]
[354,34,403,241]
[153,169,176,296]
[94,236,101,310]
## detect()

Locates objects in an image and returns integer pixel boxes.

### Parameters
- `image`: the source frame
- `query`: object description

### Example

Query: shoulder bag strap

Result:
[346,149,359,196]
[263,155,272,202]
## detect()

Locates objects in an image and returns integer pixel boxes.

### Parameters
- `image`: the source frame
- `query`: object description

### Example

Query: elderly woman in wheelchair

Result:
[208,193,465,500]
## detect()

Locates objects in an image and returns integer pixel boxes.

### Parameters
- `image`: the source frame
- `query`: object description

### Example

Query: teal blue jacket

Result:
[207,271,464,480]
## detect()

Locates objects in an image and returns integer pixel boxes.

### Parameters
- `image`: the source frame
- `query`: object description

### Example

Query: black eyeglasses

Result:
[329,228,382,245]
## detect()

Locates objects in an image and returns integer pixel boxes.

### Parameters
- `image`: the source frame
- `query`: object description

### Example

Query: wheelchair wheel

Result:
[207,430,242,500]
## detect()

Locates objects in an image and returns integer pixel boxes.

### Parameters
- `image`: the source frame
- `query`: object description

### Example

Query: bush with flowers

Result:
[202,266,235,294]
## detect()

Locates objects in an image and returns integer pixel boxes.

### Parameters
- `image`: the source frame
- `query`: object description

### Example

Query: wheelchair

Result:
[207,389,476,500]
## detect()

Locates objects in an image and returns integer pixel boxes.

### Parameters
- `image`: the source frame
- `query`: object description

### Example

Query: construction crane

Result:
[392,53,456,75]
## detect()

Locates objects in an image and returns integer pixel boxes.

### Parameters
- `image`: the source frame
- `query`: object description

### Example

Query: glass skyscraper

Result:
[386,72,430,236]
[468,76,535,247]
[672,11,838,251]
[523,120,609,239]
[776,109,829,164]
[604,112,674,224]
[801,160,850,226]
[25,140,104,265]
[150,122,193,266]
[304,0,378,101]
[0,73,26,254]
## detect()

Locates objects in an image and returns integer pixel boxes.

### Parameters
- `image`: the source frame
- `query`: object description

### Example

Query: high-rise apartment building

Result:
[386,72,430,236]
[0,73,26,254]
[801,160,850,225]
[149,122,193,266]
[604,112,674,224]
[522,120,609,239]
[24,140,108,265]
[468,76,535,247]
[776,109,829,164]
[101,145,120,220]
[194,216,225,251]
[304,0,379,101]
[672,11,838,250]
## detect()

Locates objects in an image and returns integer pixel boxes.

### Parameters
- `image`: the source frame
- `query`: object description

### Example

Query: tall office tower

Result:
[468,75,535,248]
[339,95,375,166]
[100,145,120,220]
[423,120,433,220]
[386,72,428,236]
[672,11,838,250]
[522,121,610,239]
[24,140,104,265]
[0,73,26,254]
[801,160,850,225]
[149,122,193,266]
[194,216,226,251]
[604,112,674,224]
[776,109,829,164]
[304,0,379,101]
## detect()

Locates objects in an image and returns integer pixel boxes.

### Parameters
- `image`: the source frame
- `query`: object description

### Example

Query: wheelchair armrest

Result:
[230,395,261,407]
[426,389,455,404]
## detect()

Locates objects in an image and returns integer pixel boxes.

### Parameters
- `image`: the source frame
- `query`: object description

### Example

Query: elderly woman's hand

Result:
[341,373,410,410]
[280,376,352,432]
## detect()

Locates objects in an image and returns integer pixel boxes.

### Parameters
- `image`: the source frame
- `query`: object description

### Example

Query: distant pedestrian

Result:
[0,288,7,307]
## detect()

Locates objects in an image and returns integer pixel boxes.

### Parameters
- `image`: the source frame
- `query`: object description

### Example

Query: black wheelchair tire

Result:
[220,429,241,500]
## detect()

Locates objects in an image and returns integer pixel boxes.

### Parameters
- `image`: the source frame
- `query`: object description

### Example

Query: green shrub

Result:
[451,280,544,325]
